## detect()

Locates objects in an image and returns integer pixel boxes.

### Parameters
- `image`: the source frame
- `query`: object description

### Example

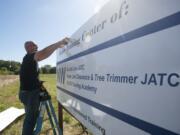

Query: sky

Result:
[0,0,109,67]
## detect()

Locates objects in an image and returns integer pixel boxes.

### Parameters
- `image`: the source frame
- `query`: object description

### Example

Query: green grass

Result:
[0,81,23,111]
[0,74,86,135]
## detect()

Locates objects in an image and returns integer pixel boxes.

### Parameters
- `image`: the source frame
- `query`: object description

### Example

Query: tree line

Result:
[0,60,56,75]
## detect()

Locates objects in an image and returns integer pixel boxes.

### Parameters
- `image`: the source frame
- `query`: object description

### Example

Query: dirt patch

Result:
[0,75,18,87]
[64,123,89,135]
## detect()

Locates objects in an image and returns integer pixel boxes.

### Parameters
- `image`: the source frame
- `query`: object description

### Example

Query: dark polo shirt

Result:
[20,53,40,91]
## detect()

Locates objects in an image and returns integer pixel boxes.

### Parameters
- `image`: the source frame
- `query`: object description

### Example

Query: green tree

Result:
[40,65,51,74]
[0,60,21,75]
[49,67,56,74]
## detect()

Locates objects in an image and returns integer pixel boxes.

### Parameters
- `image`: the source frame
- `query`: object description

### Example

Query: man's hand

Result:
[58,37,70,48]
[34,37,70,61]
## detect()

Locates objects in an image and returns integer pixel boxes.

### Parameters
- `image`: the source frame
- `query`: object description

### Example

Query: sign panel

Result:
[57,0,180,134]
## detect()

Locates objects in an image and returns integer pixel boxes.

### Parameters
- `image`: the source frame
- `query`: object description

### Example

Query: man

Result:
[19,38,69,135]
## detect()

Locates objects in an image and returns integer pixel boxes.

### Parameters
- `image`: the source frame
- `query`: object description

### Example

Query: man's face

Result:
[31,43,38,52]
[26,42,38,53]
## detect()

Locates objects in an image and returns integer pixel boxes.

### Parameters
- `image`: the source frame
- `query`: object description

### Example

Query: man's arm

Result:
[34,38,69,61]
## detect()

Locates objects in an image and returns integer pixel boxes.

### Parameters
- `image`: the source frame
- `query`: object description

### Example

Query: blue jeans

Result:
[19,90,40,135]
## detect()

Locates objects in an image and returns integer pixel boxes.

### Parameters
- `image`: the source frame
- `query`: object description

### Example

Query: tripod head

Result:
[39,81,51,101]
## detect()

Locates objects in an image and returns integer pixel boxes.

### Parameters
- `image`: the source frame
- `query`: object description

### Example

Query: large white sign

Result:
[57,0,180,134]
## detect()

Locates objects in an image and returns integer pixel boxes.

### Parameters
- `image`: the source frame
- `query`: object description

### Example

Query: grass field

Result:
[0,74,91,135]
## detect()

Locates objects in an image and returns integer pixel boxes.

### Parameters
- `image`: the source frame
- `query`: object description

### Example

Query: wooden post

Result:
[58,102,63,134]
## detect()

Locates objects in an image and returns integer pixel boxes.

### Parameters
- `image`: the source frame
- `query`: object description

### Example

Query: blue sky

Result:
[0,0,109,67]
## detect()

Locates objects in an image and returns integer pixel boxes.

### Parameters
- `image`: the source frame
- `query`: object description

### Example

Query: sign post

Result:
[58,103,63,134]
